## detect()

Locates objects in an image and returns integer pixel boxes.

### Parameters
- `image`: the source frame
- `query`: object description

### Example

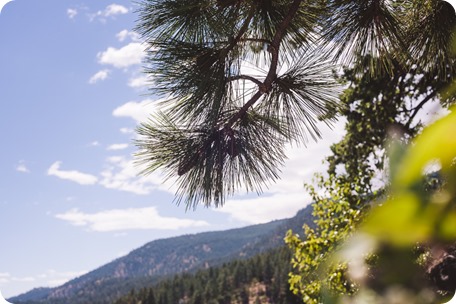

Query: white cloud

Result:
[12,277,35,282]
[128,75,149,88]
[0,270,87,298]
[34,269,87,288]
[99,155,167,195]
[120,127,133,134]
[16,160,30,173]
[47,161,98,185]
[116,29,129,41]
[41,269,87,287]
[67,8,78,19]
[90,141,100,147]
[116,29,140,42]
[90,4,129,22]
[104,4,128,17]
[267,120,346,193]
[55,207,209,232]
[46,153,170,195]
[107,143,128,151]
[112,99,156,123]
[0,273,10,284]
[97,43,145,69]
[216,192,311,224]
[88,69,110,84]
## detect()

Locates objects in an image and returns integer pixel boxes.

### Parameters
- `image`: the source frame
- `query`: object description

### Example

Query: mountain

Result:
[114,246,303,304]
[10,288,53,303]
[11,205,313,304]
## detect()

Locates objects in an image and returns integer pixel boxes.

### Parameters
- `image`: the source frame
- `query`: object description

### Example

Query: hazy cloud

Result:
[12,277,35,282]
[47,161,98,185]
[46,154,170,195]
[106,143,128,151]
[0,270,87,298]
[16,160,30,173]
[67,8,78,19]
[99,155,165,195]
[120,127,133,134]
[38,269,87,287]
[27,270,87,289]
[88,69,110,84]
[128,75,149,88]
[97,43,144,69]
[116,29,140,42]
[0,273,10,284]
[116,29,129,41]
[216,192,311,224]
[56,207,209,232]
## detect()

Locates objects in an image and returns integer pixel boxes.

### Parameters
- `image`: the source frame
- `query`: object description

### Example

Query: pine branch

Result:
[227,75,264,87]
[240,38,272,44]
[224,0,304,130]
[134,0,338,207]
[228,4,256,50]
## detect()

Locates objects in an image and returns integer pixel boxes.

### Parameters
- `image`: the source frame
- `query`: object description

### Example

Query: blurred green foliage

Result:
[286,105,456,304]
[286,43,456,303]
[343,106,456,303]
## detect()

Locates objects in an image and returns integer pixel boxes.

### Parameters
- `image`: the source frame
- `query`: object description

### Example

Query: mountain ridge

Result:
[11,205,313,303]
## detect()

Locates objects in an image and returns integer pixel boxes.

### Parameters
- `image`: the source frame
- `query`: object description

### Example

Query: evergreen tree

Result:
[133,0,456,302]
[239,287,249,304]
[134,0,456,208]
[191,290,203,304]
[144,289,156,304]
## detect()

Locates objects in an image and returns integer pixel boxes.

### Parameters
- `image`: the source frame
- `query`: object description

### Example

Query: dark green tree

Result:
[144,289,156,304]
[133,0,456,208]
[133,1,456,301]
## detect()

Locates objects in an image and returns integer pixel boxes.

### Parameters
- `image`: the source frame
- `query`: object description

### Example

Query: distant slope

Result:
[114,246,303,304]
[11,205,313,304]
[9,288,53,303]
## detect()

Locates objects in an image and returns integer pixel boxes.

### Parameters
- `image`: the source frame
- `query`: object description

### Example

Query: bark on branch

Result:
[225,0,303,129]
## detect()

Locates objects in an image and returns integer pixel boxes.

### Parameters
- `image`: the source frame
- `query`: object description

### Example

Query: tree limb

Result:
[225,0,303,129]
[404,90,438,129]
[240,38,272,44]
[227,75,263,87]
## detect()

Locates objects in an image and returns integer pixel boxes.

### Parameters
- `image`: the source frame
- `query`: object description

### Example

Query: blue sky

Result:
[0,0,346,298]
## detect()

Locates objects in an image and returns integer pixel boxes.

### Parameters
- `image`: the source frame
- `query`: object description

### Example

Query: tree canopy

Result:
[134,0,456,208]
[131,0,456,302]
[285,55,455,302]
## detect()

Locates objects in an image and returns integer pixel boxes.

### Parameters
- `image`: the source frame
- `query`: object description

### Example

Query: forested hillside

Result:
[11,207,312,304]
[114,247,301,304]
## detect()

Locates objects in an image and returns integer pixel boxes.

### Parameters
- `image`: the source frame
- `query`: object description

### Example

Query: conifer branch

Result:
[224,0,304,130]
[227,75,263,87]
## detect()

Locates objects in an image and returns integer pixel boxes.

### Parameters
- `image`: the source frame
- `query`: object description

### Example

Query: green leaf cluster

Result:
[285,45,456,301]
[365,108,456,245]
[285,174,366,303]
